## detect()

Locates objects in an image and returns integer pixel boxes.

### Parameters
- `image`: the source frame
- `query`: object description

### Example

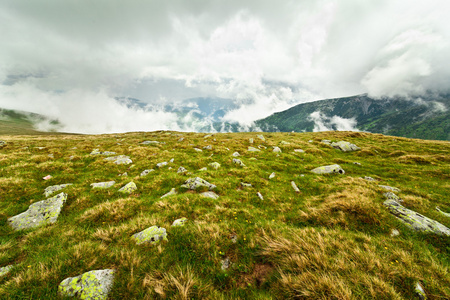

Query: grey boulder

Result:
[311,164,345,174]
[330,141,360,152]
[181,177,216,190]
[58,269,115,300]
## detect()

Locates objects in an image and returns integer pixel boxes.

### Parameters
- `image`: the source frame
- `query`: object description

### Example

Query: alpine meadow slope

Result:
[0,130,449,299]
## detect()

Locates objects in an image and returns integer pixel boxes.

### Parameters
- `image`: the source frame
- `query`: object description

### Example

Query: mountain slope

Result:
[255,94,450,140]
[0,108,63,135]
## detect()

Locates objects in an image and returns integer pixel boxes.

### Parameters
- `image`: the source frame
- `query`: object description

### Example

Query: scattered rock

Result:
[257,134,265,142]
[204,134,212,139]
[384,192,402,202]
[119,172,127,177]
[156,162,168,168]
[232,152,240,157]
[258,145,267,149]
[353,162,361,165]
[178,137,184,142]
[273,147,281,153]
[104,155,132,165]
[161,188,177,198]
[43,175,52,180]
[269,172,276,179]
[48,154,54,159]
[248,146,260,152]
[257,192,264,200]
[383,200,450,236]
[221,257,231,270]
[414,282,426,300]
[132,226,168,245]
[249,138,254,144]
[140,141,159,145]
[36,147,46,150]
[321,139,331,145]
[44,183,72,197]
[118,182,137,194]
[379,185,401,192]
[198,167,207,171]
[0,265,13,277]
[172,218,187,227]
[209,162,221,170]
[0,141,6,148]
[363,176,376,181]
[181,177,216,190]
[91,181,115,189]
[169,158,174,163]
[177,166,187,174]
[331,141,361,152]
[311,164,345,174]
[58,269,115,300]
[8,192,67,231]
[90,149,116,155]
[436,207,450,218]
[390,229,400,237]
[240,183,251,188]
[294,149,304,153]
[230,234,238,243]
[140,169,154,177]
[280,141,290,145]
[233,158,245,167]
[201,191,219,199]
[203,145,212,150]
[291,181,300,192]
[194,148,203,152]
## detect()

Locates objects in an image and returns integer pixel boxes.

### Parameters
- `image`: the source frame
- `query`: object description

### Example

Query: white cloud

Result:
[309,111,359,132]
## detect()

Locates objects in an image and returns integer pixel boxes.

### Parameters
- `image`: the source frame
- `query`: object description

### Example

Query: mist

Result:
[1,0,449,133]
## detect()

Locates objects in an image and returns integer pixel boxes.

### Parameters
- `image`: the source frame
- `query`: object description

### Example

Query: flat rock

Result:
[294,149,304,153]
[44,183,72,197]
[118,182,137,194]
[248,146,260,152]
[181,177,216,190]
[140,141,159,145]
[58,269,115,300]
[383,200,450,236]
[8,192,67,231]
[156,162,168,168]
[201,191,219,199]
[132,226,167,245]
[331,141,360,152]
[311,164,345,174]
[194,148,203,152]
[172,218,187,227]
[140,169,154,177]
[91,181,115,189]
[221,257,231,270]
[161,188,177,198]
[104,155,132,165]
[233,158,245,167]
[273,147,282,153]
[208,162,221,170]
[379,185,401,192]
[0,265,13,277]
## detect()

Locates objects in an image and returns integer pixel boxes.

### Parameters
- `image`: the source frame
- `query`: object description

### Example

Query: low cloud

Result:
[308,111,359,132]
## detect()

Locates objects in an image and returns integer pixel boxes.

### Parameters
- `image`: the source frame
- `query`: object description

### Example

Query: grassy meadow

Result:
[0,131,449,299]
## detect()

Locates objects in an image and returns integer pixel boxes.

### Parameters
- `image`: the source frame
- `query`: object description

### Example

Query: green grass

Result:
[0,131,449,299]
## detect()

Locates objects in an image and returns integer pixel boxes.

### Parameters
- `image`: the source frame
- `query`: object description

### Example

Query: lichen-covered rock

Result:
[311,164,345,174]
[0,141,6,148]
[291,181,300,192]
[248,146,260,152]
[436,207,450,218]
[0,265,13,277]
[273,147,282,153]
[172,218,187,227]
[132,226,167,245]
[331,141,361,152]
[201,191,219,199]
[257,134,265,142]
[141,140,159,145]
[44,183,72,197]
[181,177,216,190]
[161,188,177,198]
[118,182,137,194]
[321,139,331,145]
[221,257,231,270]
[249,138,254,144]
[156,162,168,168]
[383,200,450,236]
[209,162,221,170]
[241,182,252,188]
[140,169,154,177]
[232,152,240,157]
[414,281,426,300]
[233,158,245,167]
[384,192,401,202]
[104,155,132,165]
[91,181,115,189]
[177,166,187,174]
[8,192,67,231]
[58,269,115,300]
[269,172,276,179]
[379,185,401,192]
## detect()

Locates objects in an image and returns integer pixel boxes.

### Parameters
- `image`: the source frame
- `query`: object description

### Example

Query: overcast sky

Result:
[0,0,449,133]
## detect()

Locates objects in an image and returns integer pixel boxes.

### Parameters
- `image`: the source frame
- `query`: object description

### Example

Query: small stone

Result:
[294,149,304,153]
[157,162,168,168]
[104,155,132,165]
[8,192,68,230]
[178,137,184,142]
[58,269,115,300]
[232,152,240,157]
[209,162,221,170]
[257,134,265,142]
[0,265,14,277]
[181,177,216,190]
[161,188,177,198]
[221,257,231,270]
[308,140,313,143]
[201,191,219,199]
[199,167,207,171]
[414,282,426,300]
[269,172,276,179]
[44,183,72,197]
[321,139,331,145]
[280,141,290,145]
[169,158,174,163]
[273,147,282,153]
[48,154,54,158]
[132,226,167,245]
[363,176,376,181]
[230,234,238,243]
[258,145,267,149]
[177,166,187,174]
[436,207,450,218]
[204,134,212,138]
[140,140,159,145]
[203,145,212,150]
[379,185,401,192]
[248,146,260,152]
[118,182,137,194]
[0,141,6,148]
[43,175,52,180]
[241,182,252,188]
[194,148,203,152]
[311,164,345,175]
[91,181,115,189]
[390,229,400,237]
[140,169,155,177]
[257,192,264,200]
[384,192,402,202]
[249,138,254,144]
[233,158,245,167]
[331,141,360,152]
[291,181,300,192]
[119,172,127,177]
[353,162,361,165]
[172,217,187,227]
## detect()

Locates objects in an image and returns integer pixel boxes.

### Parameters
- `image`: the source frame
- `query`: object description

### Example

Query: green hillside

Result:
[0,108,64,135]
[255,94,450,141]
[0,131,449,299]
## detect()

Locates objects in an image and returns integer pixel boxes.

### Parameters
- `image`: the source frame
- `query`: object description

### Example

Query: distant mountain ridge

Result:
[254,94,450,141]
